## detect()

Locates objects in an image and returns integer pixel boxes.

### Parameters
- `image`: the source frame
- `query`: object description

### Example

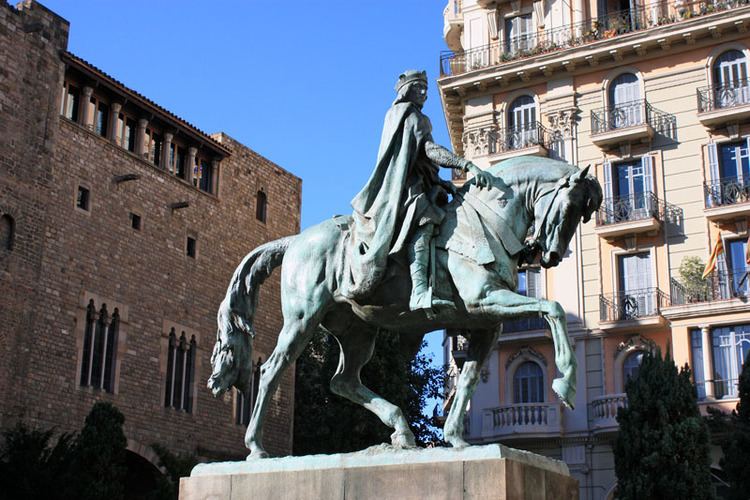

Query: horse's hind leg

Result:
[244,309,324,459]
[329,326,416,449]
[443,328,499,448]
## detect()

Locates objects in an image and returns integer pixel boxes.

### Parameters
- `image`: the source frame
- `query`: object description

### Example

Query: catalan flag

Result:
[703,232,724,279]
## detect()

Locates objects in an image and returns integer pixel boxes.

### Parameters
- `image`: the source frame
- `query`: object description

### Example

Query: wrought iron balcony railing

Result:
[596,192,682,226]
[670,269,749,305]
[439,0,750,77]
[704,176,750,208]
[599,287,670,322]
[597,192,660,225]
[697,80,750,113]
[462,121,549,158]
[590,99,673,135]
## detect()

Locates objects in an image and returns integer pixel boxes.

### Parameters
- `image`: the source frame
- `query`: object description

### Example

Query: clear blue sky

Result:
[36,0,450,395]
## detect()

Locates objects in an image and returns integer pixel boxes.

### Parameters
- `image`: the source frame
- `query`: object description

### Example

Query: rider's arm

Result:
[424,141,472,171]
[424,141,492,189]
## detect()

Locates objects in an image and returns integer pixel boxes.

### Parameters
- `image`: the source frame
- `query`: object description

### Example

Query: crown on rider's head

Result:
[395,70,427,92]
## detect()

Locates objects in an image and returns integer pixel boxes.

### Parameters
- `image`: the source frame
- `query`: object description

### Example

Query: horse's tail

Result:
[215,236,294,392]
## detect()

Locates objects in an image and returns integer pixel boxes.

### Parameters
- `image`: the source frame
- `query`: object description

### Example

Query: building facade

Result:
[439,0,750,498]
[0,0,300,483]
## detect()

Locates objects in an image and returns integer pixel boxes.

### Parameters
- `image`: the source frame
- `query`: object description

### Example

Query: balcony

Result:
[462,122,550,160]
[443,0,463,52]
[697,80,750,127]
[665,271,749,319]
[439,0,750,77]
[595,192,681,238]
[590,100,674,148]
[481,403,560,439]
[590,393,627,432]
[599,287,670,330]
[704,176,750,221]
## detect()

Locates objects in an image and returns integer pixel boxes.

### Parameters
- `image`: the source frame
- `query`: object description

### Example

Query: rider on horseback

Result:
[346,70,492,312]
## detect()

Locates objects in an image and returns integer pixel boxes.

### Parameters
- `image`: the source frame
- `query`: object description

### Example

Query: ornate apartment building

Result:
[0,0,300,488]
[439,0,750,497]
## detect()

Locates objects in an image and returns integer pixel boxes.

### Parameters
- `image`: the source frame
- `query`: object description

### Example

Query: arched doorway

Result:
[124,450,163,500]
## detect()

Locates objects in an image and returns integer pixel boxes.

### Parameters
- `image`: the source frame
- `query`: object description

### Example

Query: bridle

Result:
[520,175,573,264]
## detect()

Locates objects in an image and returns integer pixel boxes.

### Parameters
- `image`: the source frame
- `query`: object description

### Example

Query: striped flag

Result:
[746,233,750,265]
[703,232,724,279]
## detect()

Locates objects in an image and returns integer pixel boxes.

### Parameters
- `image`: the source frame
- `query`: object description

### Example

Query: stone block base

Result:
[180,444,578,500]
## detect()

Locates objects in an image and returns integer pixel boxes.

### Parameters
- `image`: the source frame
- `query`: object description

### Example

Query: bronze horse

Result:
[208,156,602,458]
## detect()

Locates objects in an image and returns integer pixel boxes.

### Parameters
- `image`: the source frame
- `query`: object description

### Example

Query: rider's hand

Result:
[441,179,457,195]
[467,163,492,189]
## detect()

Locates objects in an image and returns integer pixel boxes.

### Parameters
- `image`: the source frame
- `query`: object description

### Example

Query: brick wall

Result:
[0,0,300,460]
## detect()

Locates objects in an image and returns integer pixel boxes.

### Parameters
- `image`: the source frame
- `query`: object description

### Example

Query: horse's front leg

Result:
[444,328,500,448]
[479,290,577,409]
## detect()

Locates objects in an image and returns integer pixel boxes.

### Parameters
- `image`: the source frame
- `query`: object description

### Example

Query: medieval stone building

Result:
[0,0,300,483]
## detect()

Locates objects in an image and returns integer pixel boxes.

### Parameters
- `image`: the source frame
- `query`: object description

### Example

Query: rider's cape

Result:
[344,100,443,298]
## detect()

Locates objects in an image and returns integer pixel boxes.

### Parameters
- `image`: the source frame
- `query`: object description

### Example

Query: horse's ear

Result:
[572,165,591,183]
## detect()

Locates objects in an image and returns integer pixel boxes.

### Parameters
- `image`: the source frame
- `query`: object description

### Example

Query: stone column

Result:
[108,102,122,144]
[701,326,714,399]
[162,132,174,172]
[80,86,94,128]
[187,147,198,185]
[135,118,148,158]
[211,158,220,195]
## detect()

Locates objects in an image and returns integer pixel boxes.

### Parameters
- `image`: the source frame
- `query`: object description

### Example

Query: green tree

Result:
[718,353,750,500]
[67,402,128,500]
[293,329,444,455]
[0,424,75,500]
[614,350,713,500]
[147,443,199,500]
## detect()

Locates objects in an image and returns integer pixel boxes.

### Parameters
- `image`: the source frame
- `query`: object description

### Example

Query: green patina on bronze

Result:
[207,71,603,459]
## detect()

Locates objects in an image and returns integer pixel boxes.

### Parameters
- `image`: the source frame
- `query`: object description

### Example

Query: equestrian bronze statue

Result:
[207,70,603,459]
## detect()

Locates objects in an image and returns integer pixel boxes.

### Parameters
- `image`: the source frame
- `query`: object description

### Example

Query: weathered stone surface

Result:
[181,444,579,500]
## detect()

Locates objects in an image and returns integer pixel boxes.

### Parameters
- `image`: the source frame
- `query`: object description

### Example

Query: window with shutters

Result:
[504,268,546,333]
[599,156,655,225]
[513,361,544,403]
[235,357,263,426]
[505,14,534,55]
[712,50,750,109]
[705,139,750,208]
[507,95,538,150]
[607,73,642,129]
[79,299,120,393]
[164,327,197,413]
[617,252,654,319]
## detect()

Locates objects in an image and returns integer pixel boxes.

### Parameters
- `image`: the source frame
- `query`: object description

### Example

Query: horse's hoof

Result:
[445,434,469,448]
[246,449,269,460]
[552,378,576,410]
[390,430,416,449]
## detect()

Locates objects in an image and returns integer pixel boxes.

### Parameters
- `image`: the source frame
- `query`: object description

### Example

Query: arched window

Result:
[507,96,537,148]
[0,214,14,251]
[256,189,267,223]
[713,50,748,89]
[712,50,749,109]
[608,73,641,129]
[80,300,119,393]
[164,329,196,412]
[513,361,544,403]
[623,351,644,384]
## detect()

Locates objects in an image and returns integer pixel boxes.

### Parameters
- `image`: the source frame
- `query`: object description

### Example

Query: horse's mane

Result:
[486,156,580,189]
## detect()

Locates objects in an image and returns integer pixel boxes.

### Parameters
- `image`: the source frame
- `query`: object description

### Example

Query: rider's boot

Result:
[409,225,456,312]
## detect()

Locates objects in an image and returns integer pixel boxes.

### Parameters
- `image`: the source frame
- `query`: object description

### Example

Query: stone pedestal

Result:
[180,444,578,500]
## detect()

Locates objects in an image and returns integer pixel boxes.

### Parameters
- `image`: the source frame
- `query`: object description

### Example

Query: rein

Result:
[524,176,571,261]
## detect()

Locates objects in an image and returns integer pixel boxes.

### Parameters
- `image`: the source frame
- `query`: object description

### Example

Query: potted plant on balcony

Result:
[678,256,710,303]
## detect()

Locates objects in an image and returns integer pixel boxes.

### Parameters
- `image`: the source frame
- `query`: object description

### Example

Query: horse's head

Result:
[207,298,252,397]
[530,165,602,268]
